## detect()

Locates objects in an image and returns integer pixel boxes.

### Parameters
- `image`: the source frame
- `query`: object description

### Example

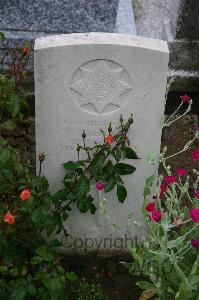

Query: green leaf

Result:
[143,175,155,198]
[175,283,193,300]
[0,148,10,164]
[62,211,68,221]
[0,32,6,42]
[64,171,75,181]
[130,248,143,267]
[8,94,20,117]
[89,202,97,214]
[189,275,199,290]
[0,138,7,146]
[63,161,76,170]
[75,160,85,167]
[115,163,136,175]
[53,190,67,204]
[75,175,90,198]
[104,177,116,192]
[103,160,114,176]
[190,254,199,276]
[77,197,89,213]
[26,283,36,296]
[122,146,139,159]
[65,272,78,281]
[91,153,105,175]
[114,149,122,162]
[117,185,127,203]
[136,281,156,290]
[43,272,64,290]
[1,120,17,130]
[36,245,48,257]
[11,286,26,300]
[32,208,42,224]
[167,236,185,249]
[30,256,43,265]
[50,239,63,247]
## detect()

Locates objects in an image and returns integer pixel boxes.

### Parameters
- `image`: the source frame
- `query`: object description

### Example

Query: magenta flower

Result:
[194,126,199,132]
[164,176,177,184]
[190,208,199,222]
[152,194,158,200]
[180,94,191,103]
[194,191,199,199]
[96,181,106,191]
[191,240,199,247]
[176,168,187,176]
[192,149,199,161]
[145,202,156,212]
[150,210,162,222]
[160,184,168,197]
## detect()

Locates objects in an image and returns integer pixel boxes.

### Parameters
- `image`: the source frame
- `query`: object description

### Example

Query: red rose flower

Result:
[22,46,30,55]
[4,212,15,224]
[104,134,115,144]
[20,189,31,201]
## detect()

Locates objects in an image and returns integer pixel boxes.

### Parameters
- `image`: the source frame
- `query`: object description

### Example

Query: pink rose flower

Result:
[4,212,15,224]
[176,168,187,176]
[95,181,106,191]
[180,94,191,103]
[192,149,199,161]
[145,202,156,212]
[150,210,162,222]
[194,191,199,199]
[191,240,199,247]
[164,176,177,184]
[20,189,31,201]
[190,208,199,222]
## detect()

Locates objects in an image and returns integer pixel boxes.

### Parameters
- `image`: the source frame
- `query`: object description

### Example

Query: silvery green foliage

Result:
[127,98,199,300]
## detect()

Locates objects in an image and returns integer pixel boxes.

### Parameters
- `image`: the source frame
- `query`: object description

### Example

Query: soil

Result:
[66,254,142,300]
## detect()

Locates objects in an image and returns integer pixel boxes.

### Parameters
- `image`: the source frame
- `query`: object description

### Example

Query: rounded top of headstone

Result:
[34,32,169,54]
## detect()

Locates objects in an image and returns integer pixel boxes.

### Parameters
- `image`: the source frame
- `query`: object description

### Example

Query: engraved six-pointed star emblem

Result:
[71,60,132,114]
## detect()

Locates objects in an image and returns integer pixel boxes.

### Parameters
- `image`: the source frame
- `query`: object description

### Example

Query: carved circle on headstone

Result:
[70,59,132,115]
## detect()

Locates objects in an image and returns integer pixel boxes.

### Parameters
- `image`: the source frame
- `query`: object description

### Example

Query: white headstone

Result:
[35,33,169,252]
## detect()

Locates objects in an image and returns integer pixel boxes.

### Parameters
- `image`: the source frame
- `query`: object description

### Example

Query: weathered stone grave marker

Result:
[35,33,169,252]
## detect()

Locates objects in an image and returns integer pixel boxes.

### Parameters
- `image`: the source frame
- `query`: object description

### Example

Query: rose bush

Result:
[0,33,139,299]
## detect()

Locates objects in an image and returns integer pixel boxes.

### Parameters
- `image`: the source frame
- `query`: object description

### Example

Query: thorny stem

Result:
[56,116,134,214]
